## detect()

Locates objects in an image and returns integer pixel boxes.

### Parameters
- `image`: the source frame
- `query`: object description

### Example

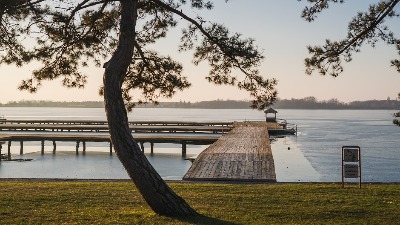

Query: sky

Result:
[0,0,399,104]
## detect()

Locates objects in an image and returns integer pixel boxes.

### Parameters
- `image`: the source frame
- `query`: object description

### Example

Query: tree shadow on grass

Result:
[173,214,238,225]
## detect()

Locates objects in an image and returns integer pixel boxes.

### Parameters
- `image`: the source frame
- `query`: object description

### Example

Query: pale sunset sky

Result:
[0,0,399,103]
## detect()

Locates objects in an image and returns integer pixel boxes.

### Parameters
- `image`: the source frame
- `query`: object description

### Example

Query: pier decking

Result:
[183,122,276,182]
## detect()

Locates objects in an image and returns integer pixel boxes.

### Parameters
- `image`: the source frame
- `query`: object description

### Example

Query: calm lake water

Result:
[1,107,399,182]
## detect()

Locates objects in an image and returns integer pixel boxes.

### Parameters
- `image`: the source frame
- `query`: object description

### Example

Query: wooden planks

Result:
[183,121,276,182]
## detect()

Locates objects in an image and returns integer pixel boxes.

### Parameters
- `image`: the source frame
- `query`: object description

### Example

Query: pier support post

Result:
[8,141,11,160]
[140,142,145,153]
[83,141,86,152]
[53,141,56,154]
[0,143,2,162]
[109,142,113,155]
[41,140,45,154]
[182,141,187,156]
[20,141,23,155]
[150,142,154,154]
[76,141,80,154]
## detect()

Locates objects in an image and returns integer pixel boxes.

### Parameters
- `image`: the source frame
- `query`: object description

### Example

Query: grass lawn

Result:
[0,181,399,224]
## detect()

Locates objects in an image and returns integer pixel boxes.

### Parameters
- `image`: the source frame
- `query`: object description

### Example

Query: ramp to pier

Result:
[183,122,276,182]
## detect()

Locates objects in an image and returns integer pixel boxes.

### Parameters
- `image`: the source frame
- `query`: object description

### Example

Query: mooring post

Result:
[20,141,23,155]
[53,141,56,154]
[150,142,154,154]
[8,141,11,160]
[109,141,113,155]
[76,141,80,154]
[41,140,45,154]
[83,141,86,152]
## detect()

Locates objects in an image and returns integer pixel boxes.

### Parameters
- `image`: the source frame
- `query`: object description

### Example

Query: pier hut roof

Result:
[264,107,277,114]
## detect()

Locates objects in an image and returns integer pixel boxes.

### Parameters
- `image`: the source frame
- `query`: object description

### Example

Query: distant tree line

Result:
[274,96,400,110]
[0,100,104,108]
[139,100,252,109]
[1,97,400,109]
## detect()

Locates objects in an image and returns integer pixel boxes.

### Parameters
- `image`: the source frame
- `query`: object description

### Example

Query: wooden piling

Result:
[109,142,113,154]
[8,141,11,160]
[83,141,86,152]
[53,141,56,154]
[182,141,187,155]
[76,141,80,154]
[140,142,144,153]
[150,142,154,154]
[20,141,23,155]
[41,140,45,154]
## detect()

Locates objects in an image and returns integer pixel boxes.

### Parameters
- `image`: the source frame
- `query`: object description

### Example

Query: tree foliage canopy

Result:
[299,0,400,77]
[0,0,277,110]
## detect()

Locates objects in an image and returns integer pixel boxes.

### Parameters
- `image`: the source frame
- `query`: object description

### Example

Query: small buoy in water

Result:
[288,147,291,150]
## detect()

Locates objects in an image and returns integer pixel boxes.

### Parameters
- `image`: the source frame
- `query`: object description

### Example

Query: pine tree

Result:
[0,0,277,216]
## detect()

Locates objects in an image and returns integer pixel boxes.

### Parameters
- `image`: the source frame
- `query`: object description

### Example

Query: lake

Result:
[1,107,399,182]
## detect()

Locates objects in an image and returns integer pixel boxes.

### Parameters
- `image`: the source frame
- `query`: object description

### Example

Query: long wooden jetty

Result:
[183,121,277,182]
[0,133,219,161]
[0,119,293,134]
[0,120,232,161]
[0,119,297,183]
[1,119,294,181]
[0,119,232,126]
[0,124,230,133]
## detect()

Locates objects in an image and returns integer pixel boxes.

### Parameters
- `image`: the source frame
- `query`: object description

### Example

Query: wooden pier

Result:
[0,119,295,134]
[0,119,232,126]
[0,124,230,133]
[0,119,293,182]
[0,120,233,160]
[183,121,277,182]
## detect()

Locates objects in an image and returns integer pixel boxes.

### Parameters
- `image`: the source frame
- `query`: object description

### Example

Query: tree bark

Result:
[103,0,197,216]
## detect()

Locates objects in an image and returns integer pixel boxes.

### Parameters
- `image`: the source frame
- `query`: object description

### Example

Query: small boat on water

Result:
[268,128,297,135]
[269,119,297,135]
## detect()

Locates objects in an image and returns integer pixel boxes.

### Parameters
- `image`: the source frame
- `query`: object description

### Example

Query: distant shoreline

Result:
[1,98,400,110]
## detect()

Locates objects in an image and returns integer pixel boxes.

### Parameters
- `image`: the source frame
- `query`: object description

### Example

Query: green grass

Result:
[1,181,399,224]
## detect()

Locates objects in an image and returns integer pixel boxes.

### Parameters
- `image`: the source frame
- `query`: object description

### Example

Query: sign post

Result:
[341,146,361,188]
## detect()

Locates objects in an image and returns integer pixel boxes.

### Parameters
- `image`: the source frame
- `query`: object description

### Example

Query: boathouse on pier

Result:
[264,107,278,122]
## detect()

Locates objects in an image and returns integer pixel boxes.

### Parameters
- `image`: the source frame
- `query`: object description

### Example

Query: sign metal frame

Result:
[341,146,361,188]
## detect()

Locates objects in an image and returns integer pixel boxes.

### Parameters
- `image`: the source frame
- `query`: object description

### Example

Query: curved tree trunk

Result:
[103,0,197,216]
